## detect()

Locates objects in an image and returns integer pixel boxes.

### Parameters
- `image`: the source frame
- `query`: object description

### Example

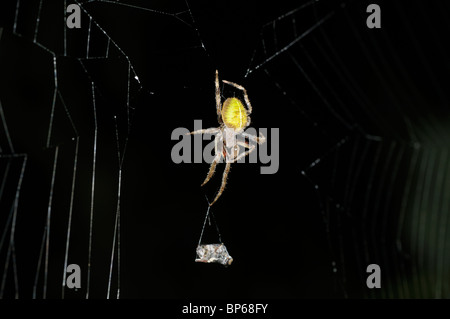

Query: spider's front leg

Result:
[201,133,223,186]
[210,162,231,207]
[229,141,256,163]
[209,145,239,206]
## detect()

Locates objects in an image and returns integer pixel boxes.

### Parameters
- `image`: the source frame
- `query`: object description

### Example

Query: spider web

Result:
[0,0,449,299]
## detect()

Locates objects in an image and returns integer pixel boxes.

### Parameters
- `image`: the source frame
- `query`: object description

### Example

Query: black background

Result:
[0,0,449,300]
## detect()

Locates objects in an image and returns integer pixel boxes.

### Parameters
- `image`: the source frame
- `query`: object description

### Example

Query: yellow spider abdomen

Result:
[221,97,248,130]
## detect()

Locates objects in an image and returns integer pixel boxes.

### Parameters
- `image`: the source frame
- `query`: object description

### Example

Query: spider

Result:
[187,70,265,206]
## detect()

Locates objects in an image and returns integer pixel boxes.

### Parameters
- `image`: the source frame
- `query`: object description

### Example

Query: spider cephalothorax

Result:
[188,70,265,206]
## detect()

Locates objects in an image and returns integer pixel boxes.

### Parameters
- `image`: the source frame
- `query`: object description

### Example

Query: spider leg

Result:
[201,156,220,186]
[224,144,239,163]
[222,80,252,115]
[210,162,231,206]
[201,134,223,186]
[186,127,220,135]
[241,131,266,144]
[229,141,256,163]
[215,70,222,123]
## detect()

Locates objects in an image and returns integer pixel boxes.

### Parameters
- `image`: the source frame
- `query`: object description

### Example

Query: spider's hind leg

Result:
[222,80,252,114]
